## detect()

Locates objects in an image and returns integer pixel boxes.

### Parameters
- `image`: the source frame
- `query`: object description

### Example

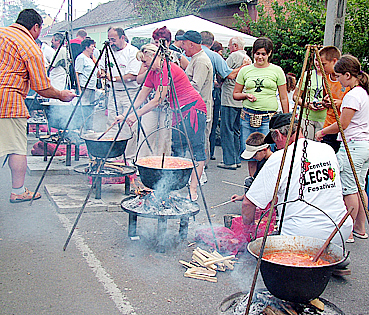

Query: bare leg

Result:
[189,160,205,200]
[343,193,359,223]
[247,161,257,177]
[353,190,368,235]
[8,154,27,189]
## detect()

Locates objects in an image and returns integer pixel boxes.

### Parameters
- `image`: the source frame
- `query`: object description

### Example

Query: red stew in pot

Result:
[137,156,193,169]
[263,251,330,267]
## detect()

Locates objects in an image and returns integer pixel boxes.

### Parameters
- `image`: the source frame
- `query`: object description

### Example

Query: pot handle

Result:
[134,125,190,164]
[278,200,348,257]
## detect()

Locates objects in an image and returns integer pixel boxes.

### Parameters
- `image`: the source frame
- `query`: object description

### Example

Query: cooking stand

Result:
[40,134,80,166]
[121,195,200,253]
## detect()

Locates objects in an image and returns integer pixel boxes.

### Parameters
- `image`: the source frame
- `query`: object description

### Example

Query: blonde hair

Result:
[136,44,158,61]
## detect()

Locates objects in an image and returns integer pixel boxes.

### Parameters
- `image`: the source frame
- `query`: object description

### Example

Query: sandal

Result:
[352,231,368,239]
[10,187,41,203]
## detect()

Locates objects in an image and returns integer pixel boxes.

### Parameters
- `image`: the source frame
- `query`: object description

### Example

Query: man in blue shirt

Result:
[200,31,245,162]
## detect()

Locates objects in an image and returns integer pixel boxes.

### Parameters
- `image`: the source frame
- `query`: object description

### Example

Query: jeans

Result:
[209,88,221,158]
[220,106,241,165]
[240,109,271,160]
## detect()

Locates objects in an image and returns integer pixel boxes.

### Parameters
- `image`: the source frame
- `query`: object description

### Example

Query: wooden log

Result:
[179,260,196,269]
[310,298,324,311]
[262,305,285,315]
[204,255,236,267]
[186,267,217,277]
[184,273,217,283]
[192,252,217,270]
[212,251,234,270]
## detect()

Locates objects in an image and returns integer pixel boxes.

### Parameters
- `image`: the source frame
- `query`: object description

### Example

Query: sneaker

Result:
[210,156,216,160]
[236,163,241,168]
[10,188,41,203]
[217,163,237,170]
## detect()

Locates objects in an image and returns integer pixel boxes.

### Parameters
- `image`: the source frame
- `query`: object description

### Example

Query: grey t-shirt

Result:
[221,50,247,108]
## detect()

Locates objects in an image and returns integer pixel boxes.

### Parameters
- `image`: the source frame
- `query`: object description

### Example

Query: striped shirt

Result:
[0,23,51,118]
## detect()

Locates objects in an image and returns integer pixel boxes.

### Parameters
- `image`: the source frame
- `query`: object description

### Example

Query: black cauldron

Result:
[247,235,346,303]
[81,133,130,158]
[135,156,194,191]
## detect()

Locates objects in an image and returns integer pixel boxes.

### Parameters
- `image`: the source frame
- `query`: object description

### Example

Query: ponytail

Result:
[358,71,369,95]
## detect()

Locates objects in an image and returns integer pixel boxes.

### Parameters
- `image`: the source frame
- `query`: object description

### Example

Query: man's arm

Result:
[37,87,76,102]
[242,196,257,225]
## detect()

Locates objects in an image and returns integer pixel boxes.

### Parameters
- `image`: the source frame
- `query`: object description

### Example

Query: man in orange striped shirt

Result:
[0,9,76,203]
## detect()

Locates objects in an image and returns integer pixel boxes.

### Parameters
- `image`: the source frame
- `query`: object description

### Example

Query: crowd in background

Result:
[3,9,369,250]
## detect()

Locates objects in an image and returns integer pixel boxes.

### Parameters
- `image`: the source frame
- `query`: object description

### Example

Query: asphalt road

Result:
[1,140,368,315]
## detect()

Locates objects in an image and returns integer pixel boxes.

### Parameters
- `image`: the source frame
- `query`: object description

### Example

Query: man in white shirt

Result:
[49,32,69,91]
[100,27,142,158]
[243,113,353,246]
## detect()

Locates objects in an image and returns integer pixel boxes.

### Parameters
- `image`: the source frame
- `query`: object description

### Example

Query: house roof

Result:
[201,0,244,9]
[41,0,136,36]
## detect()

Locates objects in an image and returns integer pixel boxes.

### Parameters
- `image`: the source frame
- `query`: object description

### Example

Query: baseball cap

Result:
[176,30,202,44]
[264,113,293,144]
[241,143,270,160]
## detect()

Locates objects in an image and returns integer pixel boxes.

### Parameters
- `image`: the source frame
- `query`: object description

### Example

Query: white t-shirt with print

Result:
[246,139,353,245]
[100,43,141,90]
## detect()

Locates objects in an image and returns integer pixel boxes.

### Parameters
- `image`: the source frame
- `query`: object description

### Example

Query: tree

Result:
[130,0,204,26]
[343,0,369,71]
[3,0,46,27]
[234,0,326,76]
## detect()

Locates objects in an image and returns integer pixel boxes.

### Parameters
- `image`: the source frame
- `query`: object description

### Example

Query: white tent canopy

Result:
[125,15,257,47]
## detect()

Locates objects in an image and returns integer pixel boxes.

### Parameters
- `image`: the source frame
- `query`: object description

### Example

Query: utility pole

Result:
[68,0,73,38]
[324,0,347,50]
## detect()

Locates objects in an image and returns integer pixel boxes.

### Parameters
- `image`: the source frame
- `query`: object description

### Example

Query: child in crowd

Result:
[318,46,350,152]
[231,132,273,202]
[293,56,326,140]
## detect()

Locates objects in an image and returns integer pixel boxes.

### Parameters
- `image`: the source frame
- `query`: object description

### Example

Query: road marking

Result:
[57,213,136,315]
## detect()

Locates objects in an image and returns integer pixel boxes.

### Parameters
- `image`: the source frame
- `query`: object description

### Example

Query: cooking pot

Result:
[43,102,95,130]
[81,133,130,158]
[134,156,194,191]
[247,235,346,303]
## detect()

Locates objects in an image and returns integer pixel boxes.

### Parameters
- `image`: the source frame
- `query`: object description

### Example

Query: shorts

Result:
[172,110,206,161]
[0,118,28,156]
[336,140,369,195]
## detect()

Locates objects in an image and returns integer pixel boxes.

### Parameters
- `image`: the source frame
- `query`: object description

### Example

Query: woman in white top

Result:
[316,55,369,241]
[75,38,100,130]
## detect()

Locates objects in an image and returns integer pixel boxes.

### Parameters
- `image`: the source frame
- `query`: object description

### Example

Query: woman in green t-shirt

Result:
[233,37,289,175]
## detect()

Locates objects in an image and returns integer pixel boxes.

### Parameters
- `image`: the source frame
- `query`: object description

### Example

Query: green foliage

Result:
[131,37,151,50]
[130,0,204,26]
[234,0,326,76]
[3,0,46,27]
[343,0,369,72]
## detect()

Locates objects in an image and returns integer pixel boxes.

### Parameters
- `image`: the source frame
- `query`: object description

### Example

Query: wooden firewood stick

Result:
[184,273,217,283]
[204,255,236,267]
[192,254,217,270]
[196,247,213,258]
[179,260,196,269]
[212,251,234,270]
[186,267,217,277]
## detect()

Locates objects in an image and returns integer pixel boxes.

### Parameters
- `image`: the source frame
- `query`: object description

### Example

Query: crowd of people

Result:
[1,9,368,273]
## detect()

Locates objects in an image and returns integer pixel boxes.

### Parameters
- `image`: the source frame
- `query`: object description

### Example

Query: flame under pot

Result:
[247,235,345,303]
